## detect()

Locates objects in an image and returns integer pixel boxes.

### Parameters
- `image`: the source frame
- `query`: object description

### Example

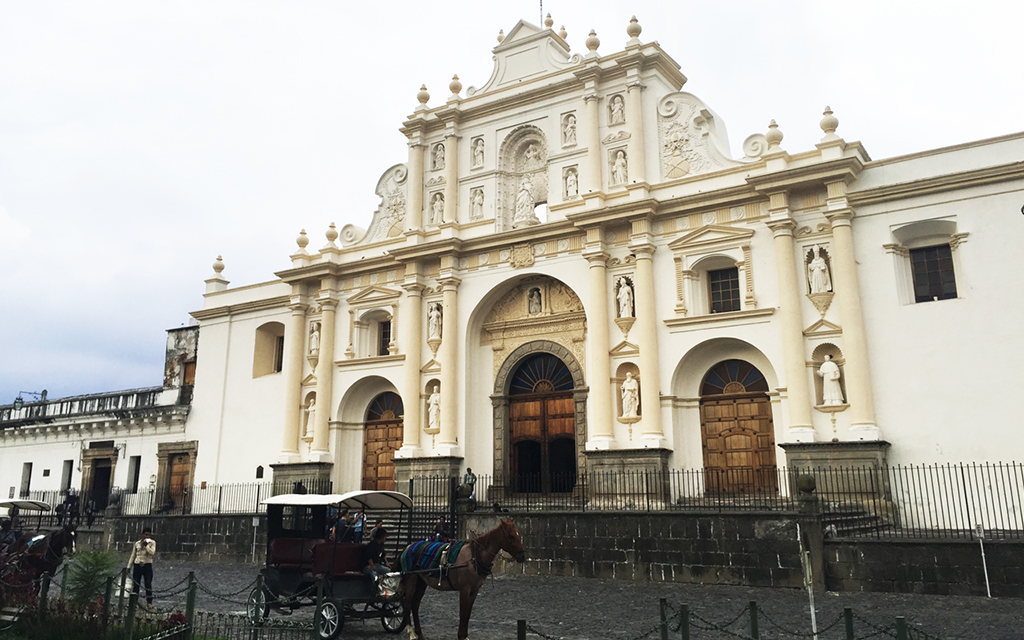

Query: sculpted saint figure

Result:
[818,355,844,405]
[563,114,576,145]
[514,176,535,225]
[524,143,542,170]
[621,372,639,418]
[616,277,634,318]
[807,246,833,294]
[609,95,625,124]
[433,143,445,170]
[427,385,441,431]
[528,288,542,314]
[427,303,442,340]
[303,398,316,437]
[472,139,485,167]
[612,150,628,184]
[565,170,578,198]
[309,322,320,354]
[430,193,444,225]
[470,189,484,219]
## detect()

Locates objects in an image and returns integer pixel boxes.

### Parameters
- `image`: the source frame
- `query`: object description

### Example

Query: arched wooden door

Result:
[699,360,777,493]
[363,392,404,491]
[508,353,576,494]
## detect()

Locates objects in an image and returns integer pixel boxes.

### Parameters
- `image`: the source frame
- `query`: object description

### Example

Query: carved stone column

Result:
[765,207,815,440]
[625,81,646,184]
[825,184,878,438]
[437,274,461,456]
[443,133,459,224]
[311,294,337,459]
[630,232,665,446]
[397,274,424,457]
[280,302,308,462]
[584,246,615,449]
[583,92,603,194]
[406,140,425,232]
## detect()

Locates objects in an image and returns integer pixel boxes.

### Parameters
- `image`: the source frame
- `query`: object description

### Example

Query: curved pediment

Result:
[472,20,581,96]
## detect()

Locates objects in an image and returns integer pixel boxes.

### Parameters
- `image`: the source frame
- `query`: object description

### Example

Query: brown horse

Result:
[399,518,525,640]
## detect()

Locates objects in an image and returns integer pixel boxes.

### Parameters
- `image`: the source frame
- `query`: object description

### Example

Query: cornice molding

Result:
[849,161,1024,207]
[191,295,291,321]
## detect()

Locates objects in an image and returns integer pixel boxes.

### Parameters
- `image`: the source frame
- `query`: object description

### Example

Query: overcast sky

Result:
[1,1,1022,404]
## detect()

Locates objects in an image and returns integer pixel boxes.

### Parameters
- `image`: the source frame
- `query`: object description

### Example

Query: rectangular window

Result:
[61,460,73,491]
[20,462,32,497]
[127,455,142,493]
[708,267,741,314]
[378,320,392,356]
[910,245,957,303]
[273,335,285,373]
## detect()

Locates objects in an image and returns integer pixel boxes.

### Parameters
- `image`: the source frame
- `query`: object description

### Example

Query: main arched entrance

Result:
[699,359,777,493]
[363,392,403,491]
[509,353,576,494]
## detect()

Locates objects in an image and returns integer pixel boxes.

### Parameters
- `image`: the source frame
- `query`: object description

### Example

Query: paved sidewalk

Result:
[145,562,1023,640]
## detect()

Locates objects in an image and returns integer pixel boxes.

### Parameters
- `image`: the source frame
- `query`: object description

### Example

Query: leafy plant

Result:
[64,550,121,607]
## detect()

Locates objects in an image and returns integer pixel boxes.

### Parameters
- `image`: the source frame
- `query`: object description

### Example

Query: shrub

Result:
[64,550,121,607]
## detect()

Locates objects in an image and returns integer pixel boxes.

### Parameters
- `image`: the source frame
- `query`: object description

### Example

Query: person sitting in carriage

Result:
[0,519,17,552]
[363,527,390,577]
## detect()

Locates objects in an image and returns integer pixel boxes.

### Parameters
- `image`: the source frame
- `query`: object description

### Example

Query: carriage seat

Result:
[268,538,323,568]
[312,542,369,579]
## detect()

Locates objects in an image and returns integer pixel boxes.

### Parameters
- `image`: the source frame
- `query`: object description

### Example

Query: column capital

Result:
[582,92,602,104]
[583,249,610,266]
[438,276,461,291]
[317,298,339,312]
[288,301,310,314]
[824,208,854,228]
[401,281,426,296]
[626,80,645,91]
[765,217,797,237]
[628,241,656,259]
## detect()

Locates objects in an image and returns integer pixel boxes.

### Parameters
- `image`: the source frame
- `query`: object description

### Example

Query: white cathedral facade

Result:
[3,17,1024,504]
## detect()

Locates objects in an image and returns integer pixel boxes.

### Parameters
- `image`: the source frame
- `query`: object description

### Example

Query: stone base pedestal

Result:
[270,461,333,496]
[780,441,893,511]
[780,440,890,470]
[584,448,671,509]
[393,456,463,490]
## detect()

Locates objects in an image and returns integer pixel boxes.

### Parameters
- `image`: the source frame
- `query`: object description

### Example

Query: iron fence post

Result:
[680,604,689,640]
[118,566,128,614]
[659,597,668,640]
[313,575,325,640]
[38,573,51,613]
[895,616,908,640]
[61,561,69,596]
[518,619,526,640]
[102,575,113,628]
[844,607,853,640]
[125,592,138,639]
[185,571,197,640]
[749,601,759,639]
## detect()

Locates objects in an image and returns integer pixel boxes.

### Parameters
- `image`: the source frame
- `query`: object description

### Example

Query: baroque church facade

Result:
[3,16,1023,503]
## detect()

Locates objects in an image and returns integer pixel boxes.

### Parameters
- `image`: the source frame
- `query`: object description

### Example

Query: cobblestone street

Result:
[142,562,1024,640]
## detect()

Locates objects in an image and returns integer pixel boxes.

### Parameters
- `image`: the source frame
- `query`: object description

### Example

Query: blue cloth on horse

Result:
[400,540,466,578]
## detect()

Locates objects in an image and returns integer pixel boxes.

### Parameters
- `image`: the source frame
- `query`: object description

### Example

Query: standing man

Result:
[353,508,367,543]
[127,528,156,611]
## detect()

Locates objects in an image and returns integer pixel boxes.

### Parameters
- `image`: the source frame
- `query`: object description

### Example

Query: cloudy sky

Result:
[1,1,1022,404]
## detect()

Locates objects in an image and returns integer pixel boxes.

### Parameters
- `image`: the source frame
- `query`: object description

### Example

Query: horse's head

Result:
[499,519,526,563]
[60,524,77,556]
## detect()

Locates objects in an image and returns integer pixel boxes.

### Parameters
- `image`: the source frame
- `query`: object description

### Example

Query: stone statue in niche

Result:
[528,288,542,314]
[427,302,442,340]
[308,322,320,354]
[565,169,578,198]
[807,245,833,294]
[818,355,844,405]
[621,372,639,418]
[303,398,316,437]
[616,276,634,318]
[611,150,628,184]
[609,95,625,124]
[472,138,485,167]
[427,385,440,431]
[433,143,445,170]
[470,188,484,219]
[524,143,542,170]
[563,114,576,146]
[429,193,444,225]
[513,176,535,227]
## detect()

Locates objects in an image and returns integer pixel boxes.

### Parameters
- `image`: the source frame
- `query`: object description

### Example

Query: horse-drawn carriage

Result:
[246,490,411,639]
[0,499,76,611]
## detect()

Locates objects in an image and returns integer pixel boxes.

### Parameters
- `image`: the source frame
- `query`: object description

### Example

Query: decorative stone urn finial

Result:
[449,74,462,97]
[212,255,225,274]
[296,229,309,251]
[820,106,840,140]
[497,29,505,43]
[544,13,554,29]
[585,29,600,56]
[558,25,568,40]
[626,15,642,44]
[325,222,339,245]
[416,85,430,110]
[765,119,784,151]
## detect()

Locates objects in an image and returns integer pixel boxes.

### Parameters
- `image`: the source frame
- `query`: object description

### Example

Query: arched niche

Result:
[496,125,549,231]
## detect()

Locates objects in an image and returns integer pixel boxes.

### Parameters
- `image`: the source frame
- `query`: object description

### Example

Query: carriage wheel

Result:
[245,585,269,623]
[380,600,407,634]
[317,600,343,640]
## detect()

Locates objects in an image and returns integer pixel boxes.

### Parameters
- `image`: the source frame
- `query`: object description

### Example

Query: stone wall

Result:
[104,514,266,564]
[462,512,809,588]
[824,539,1024,598]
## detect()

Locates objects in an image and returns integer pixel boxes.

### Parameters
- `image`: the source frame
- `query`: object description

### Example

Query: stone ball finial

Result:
[449,74,462,96]
[296,229,309,250]
[212,255,225,274]
[326,222,339,244]
[558,25,567,39]
[586,29,600,53]
[626,15,642,40]
[766,119,784,149]
[820,106,839,137]
[544,13,554,28]
[497,29,505,43]
[416,84,430,106]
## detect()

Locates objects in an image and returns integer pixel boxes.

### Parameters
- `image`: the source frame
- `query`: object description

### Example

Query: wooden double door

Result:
[699,360,777,493]
[362,392,404,491]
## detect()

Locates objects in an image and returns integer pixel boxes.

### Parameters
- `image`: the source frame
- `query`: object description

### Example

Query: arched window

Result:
[253,321,285,377]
